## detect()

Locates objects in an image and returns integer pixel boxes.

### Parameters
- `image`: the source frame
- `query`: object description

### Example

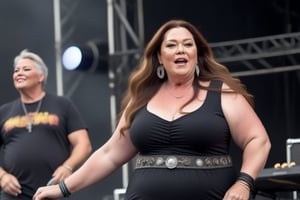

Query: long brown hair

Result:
[118,19,253,135]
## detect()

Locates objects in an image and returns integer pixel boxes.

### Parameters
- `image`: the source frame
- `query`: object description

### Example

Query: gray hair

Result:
[14,49,48,86]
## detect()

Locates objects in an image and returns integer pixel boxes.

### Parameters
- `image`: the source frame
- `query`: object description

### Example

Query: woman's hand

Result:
[223,181,250,200]
[33,185,62,200]
[0,173,21,197]
[48,165,73,185]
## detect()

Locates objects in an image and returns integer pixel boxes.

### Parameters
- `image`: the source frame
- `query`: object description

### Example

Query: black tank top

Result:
[129,80,231,156]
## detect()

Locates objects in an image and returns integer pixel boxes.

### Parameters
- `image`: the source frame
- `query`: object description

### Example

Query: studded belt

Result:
[135,154,232,169]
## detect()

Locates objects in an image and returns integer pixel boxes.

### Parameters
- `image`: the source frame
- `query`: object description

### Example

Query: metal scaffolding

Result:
[210,32,300,76]
[107,0,300,79]
[106,0,144,190]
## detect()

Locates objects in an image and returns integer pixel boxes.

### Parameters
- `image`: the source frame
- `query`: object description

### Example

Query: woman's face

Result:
[158,27,198,80]
[13,58,44,90]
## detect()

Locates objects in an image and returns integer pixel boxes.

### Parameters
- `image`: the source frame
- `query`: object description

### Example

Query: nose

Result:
[176,45,185,54]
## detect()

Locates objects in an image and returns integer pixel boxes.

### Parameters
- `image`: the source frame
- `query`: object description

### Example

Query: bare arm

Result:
[50,129,92,184]
[65,129,92,170]
[33,113,138,200]
[222,85,271,199]
[222,91,271,178]
[66,121,138,193]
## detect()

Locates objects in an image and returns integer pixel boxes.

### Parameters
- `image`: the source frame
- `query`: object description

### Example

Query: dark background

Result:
[1,0,300,199]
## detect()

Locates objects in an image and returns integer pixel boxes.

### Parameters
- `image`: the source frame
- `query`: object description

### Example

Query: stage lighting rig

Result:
[62,40,108,72]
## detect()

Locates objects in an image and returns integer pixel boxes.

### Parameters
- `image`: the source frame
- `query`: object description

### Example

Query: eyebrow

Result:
[15,65,32,69]
[166,38,193,42]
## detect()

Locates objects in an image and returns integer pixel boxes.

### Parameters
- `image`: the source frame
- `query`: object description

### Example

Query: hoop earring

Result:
[157,65,165,79]
[195,64,200,77]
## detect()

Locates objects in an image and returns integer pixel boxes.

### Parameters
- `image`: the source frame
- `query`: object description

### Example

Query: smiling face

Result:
[13,58,44,91]
[158,27,198,82]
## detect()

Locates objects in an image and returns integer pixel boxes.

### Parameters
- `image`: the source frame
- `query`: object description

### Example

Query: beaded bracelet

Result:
[0,172,7,183]
[237,172,254,191]
[59,181,71,198]
[63,164,73,172]
[0,172,7,180]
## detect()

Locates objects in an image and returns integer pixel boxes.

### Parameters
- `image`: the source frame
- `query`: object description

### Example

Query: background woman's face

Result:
[13,58,44,90]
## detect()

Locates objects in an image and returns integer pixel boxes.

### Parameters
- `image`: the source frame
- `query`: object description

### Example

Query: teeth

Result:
[175,59,187,62]
[17,79,25,82]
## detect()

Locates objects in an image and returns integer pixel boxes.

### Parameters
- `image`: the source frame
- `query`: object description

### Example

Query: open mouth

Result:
[16,77,26,83]
[174,58,187,64]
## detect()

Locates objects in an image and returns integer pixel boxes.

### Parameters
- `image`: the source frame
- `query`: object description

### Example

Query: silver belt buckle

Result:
[165,156,178,169]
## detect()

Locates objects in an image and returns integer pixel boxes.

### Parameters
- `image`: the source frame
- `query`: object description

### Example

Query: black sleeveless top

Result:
[130,80,231,156]
[126,80,236,200]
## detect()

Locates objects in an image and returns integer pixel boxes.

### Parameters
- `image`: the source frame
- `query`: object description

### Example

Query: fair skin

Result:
[0,58,92,197]
[153,27,199,121]
[33,27,270,200]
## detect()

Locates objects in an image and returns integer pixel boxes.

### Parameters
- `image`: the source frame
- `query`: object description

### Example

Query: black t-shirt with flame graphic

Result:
[0,93,87,199]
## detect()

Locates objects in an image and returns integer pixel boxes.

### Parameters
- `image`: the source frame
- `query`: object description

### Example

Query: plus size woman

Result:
[33,19,271,200]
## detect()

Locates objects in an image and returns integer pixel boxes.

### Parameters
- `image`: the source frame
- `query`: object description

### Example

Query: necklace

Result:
[165,85,191,99]
[167,92,184,99]
[21,98,43,133]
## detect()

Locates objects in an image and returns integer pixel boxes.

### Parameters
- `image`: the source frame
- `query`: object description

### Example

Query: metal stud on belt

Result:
[165,156,178,169]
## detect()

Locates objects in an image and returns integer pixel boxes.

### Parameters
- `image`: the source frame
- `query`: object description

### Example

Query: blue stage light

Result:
[62,41,108,71]
[62,46,83,70]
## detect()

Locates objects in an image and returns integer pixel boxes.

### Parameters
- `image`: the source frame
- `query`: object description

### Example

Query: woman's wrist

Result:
[0,172,8,181]
[63,164,73,172]
[237,172,254,191]
[0,172,8,186]
[59,180,72,198]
